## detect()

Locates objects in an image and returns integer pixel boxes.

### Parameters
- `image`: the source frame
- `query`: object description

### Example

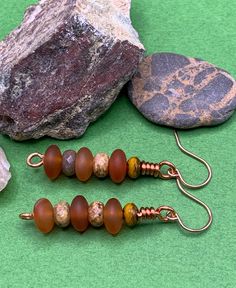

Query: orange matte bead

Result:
[43,145,62,180]
[70,195,89,232]
[75,147,93,182]
[104,198,123,235]
[33,198,54,234]
[108,149,127,183]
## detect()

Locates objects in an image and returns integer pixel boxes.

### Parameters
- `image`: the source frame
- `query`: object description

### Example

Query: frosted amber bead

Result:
[75,147,93,182]
[33,198,54,234]
[123,203,138,227]
[108,149,127,183]
[70,195,89,232]
[43,145,62,180]
[127,157,140,179]
[104,198,123,235]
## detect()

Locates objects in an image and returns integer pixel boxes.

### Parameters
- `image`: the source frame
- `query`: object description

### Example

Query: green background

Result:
[0,0,236,287]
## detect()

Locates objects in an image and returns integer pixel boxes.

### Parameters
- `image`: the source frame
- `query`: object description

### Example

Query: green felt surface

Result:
[0,0,236,287]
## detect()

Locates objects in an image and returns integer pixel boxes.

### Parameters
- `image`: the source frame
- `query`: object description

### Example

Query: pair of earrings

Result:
[20,131,213,236]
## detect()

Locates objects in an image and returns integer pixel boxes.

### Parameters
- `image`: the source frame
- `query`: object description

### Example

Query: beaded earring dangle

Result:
[21,131,213,235]
[27,131,211,187]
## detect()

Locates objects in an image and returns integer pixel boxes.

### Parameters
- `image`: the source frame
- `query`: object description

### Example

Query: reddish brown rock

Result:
[0,0,144,140]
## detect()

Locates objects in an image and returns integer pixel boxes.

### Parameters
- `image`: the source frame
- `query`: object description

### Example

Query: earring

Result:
[19,184,212,235]
[22,130,213,235]
[26,131,212,190]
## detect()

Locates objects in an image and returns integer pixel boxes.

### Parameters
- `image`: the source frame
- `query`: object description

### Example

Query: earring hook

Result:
[163,130,213,232]
[168,178,213,232]
[173,130,212,189]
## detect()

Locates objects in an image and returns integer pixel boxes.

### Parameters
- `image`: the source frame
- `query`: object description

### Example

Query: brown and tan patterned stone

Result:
[0,0,144,140]
[93,153,109,178]
[88,201,104,227]
[54,200,70,228]
[128,53,236,128]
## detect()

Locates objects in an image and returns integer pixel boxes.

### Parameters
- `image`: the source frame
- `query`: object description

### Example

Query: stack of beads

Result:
[43,145,141,183]
[30,196,139,235]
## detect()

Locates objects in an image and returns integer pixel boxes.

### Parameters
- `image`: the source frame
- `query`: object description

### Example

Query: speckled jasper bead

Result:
[62,150,76,177]
[54,200,70,227]
[93,153,109,178]
[88,201,104,227]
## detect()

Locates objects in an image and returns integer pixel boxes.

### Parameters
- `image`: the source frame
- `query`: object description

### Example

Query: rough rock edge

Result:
[0,0,145,140]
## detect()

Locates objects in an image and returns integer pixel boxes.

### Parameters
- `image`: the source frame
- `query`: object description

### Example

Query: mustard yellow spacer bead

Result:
[123,203,138,227]
[127,157,140,179]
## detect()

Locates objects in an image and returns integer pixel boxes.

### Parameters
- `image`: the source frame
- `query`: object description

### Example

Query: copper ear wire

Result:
[162,130,213,233]
[172,178,213,232]
[173,130,212,189]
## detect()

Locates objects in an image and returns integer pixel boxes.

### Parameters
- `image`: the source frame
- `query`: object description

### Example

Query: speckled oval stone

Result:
[93,153,109,178]
[128,53,236,128]
[88,201,104,227]
[54,200,70,228]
